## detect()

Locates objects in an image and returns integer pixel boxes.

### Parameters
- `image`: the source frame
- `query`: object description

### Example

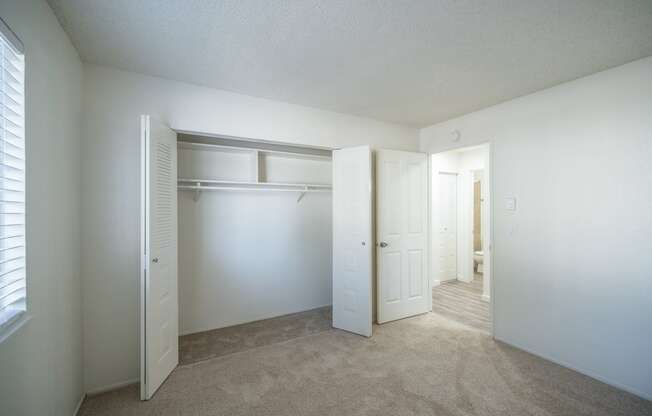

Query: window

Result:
[0,18,26,334]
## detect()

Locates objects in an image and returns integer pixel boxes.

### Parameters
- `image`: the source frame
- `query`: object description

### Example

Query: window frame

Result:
[0,17,28,343]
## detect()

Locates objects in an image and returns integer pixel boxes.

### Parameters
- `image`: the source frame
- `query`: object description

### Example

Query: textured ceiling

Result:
[48,0,652,127]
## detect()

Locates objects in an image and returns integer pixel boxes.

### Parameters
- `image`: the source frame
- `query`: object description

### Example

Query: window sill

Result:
[0,311,31,344]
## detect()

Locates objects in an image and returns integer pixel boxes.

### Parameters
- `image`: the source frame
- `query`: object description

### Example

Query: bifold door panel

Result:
[332,146,373,337]
[376,150,429,323]
[140,115,179,400]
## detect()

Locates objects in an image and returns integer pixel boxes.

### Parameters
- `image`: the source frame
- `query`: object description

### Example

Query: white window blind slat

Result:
[0,263,24,279]
[0,235,24,250]
[0,23,26,332]
[1,90,22,108]
[0,129,24,143]
[0,287,25,311]
[0,271,24,292]
[3,64,23,84]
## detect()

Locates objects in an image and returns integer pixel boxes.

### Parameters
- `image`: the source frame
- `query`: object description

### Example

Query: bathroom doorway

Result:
[430,143,492,333]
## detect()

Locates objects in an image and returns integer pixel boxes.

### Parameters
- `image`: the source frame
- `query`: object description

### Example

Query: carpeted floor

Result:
[432,273,491,333]
[79,312,651,416]
[179,306,332,365]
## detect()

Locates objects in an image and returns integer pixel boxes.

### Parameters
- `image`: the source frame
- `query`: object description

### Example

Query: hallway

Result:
[432,274,491,333]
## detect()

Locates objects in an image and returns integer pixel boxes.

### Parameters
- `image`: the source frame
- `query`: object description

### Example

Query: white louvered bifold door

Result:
[0,31,25,328]
[140,115,178,400]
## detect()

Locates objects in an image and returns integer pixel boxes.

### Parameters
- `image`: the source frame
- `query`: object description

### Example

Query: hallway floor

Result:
[78,310,651,416]
[432,273,491,333]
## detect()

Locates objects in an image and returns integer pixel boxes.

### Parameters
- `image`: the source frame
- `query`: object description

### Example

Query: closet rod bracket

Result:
[193,182,201,202]
[296,186,308,203]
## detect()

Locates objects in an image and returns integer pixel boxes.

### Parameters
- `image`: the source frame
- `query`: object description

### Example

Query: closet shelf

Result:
[178,141,332,161]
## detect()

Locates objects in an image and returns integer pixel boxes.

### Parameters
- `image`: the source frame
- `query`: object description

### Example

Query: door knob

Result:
[152,258,159,263]
[379,242,388,248]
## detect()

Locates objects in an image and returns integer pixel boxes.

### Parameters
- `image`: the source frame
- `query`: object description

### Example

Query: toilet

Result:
[474,251,484,273]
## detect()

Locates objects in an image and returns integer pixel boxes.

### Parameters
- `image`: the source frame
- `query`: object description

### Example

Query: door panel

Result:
[408,250,423,298]
[438,173,457,281]
[140,115,178,400]
[332,146,373,337]
[377,150,429,323]
[384,251,401,303]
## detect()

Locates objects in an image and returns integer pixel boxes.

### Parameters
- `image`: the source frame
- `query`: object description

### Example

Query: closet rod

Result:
[178,185,330,192]
[178,178,332,188]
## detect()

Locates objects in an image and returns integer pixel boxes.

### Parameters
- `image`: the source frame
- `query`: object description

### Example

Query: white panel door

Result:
[140,115,178,400]
[438,173,457,281]
[377,150,429,323]
[332,146,373,337]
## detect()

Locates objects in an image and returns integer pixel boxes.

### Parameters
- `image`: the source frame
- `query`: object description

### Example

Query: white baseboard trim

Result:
[73,393,85,416]
[432,279,441,287]
[481,294,490,302]
[495,335,652,402]
[86,378,139,397]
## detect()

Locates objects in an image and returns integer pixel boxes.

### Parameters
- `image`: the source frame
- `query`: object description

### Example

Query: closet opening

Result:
[175,132,335,365]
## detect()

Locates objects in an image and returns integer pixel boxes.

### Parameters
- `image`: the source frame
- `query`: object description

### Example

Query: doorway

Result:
[430,143,492,333]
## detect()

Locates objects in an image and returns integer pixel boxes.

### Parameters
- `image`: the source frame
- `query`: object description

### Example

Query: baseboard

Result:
[495,335,652,402]
[481,294,490,302]
[73,393,85,416]
[432,279,441,287]
[86,378,139,397]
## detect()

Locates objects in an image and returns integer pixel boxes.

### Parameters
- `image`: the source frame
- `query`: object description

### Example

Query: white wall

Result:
[178,148,332,335]
[81,64,418,393]
[420,57,652,400]
[0,1,83,415]
[458,148,485,172]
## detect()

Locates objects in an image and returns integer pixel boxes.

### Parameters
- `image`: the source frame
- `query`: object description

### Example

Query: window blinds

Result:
[0,28,25,328]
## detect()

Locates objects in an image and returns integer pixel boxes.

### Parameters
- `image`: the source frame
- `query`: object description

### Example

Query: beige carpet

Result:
[179,307,332,365]
[79,311,651,416]
[432,274,491,333]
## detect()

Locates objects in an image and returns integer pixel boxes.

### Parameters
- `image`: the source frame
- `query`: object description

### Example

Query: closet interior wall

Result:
[177,135,333,335]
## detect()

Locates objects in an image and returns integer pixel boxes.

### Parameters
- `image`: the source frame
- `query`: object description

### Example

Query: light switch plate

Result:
[505,197,517,211]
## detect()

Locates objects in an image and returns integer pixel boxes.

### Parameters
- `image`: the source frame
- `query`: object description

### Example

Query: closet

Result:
[139,116,426,399]
[175,133,334,336]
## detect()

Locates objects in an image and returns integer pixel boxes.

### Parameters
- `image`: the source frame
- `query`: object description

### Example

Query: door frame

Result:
[428,141,494,338]
[139,116,148,400]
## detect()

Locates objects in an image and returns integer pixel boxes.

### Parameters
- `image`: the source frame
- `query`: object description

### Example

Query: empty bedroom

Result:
[0,1,651,415]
